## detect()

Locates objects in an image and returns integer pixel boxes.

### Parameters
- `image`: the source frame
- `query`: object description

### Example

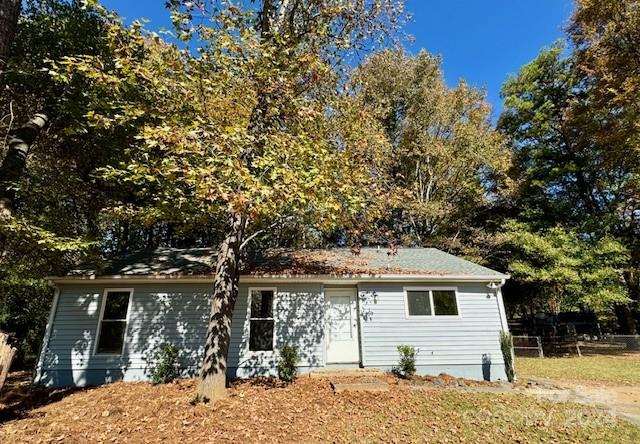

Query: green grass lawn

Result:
[516,355,640,385]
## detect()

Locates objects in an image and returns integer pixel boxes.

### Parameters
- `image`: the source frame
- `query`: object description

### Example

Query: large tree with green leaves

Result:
[568,0,640,331]
[0,0,116,239]
[55,0,403,400]
[350,49,510,254]
[499,43,638,332]
[501,220,629,316]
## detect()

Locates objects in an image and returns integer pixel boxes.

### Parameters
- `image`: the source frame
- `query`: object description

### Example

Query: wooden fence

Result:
[512,335,544,358]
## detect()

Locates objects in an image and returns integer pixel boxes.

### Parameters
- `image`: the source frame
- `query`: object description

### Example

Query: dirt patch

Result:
[330,379,389,393]
[522,377,640,425]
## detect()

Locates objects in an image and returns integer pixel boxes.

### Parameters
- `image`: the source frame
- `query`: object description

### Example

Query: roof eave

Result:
[47,273,509,285]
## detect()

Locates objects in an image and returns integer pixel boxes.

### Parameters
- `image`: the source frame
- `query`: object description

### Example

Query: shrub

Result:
[277,344,299,383]
[149,343,179,384]
[499,331,515,382]
[394,345,417,378]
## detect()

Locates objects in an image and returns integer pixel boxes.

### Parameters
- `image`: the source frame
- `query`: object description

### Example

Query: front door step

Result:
[308,368,384,379]
[330,378,389,393]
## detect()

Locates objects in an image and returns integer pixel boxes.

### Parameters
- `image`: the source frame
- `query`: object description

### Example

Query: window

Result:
[405,289,458,317]
[432,290,458,315]
[328,296,352,340]
[96,290,132,354]
[406,291,431,316]
[249,289,275,351]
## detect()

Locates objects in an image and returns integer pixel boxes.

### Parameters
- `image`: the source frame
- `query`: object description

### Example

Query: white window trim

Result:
[93,288,134,356]
[246,286,277,354]
[403,286,461,319]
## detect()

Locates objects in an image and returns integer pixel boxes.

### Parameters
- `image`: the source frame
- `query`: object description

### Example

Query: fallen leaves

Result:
[0,375,638,443]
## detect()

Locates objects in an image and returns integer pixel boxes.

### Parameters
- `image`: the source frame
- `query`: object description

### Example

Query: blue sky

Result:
[102,0,574,119]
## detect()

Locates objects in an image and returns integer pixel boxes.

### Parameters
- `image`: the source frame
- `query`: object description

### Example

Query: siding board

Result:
[358,282,507,381]
[37,283,325,386]
[37,279,507,386]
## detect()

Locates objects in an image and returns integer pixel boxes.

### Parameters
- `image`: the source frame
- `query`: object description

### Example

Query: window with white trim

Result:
[96,290,132,354]
[249,289,274,351]
[406,289,458,316]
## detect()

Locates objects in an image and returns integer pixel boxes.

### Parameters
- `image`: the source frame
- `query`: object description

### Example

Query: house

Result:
[34,247,510,387]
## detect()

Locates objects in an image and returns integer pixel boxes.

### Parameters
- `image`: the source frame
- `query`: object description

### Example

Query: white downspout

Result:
[492,279,516,381]
[495,279,509,332]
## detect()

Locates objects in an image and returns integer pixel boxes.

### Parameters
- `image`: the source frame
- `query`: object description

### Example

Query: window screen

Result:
[96,290,131,354]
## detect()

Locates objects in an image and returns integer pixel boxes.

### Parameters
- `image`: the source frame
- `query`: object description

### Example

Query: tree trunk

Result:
[0,113,48,218]
[614,303,638,335]
[0,0,20,81]
[196,212,244,402]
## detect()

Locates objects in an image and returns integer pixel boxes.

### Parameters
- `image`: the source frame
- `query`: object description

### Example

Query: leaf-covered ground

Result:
[2,375,639,443]
[516,355,640,385]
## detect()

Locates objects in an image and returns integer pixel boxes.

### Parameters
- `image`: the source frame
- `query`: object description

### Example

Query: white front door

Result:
[325,287,360,363]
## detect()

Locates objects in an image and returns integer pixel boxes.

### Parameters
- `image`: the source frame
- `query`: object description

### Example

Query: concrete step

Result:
[331,379,390,393]
[307,368,385,379]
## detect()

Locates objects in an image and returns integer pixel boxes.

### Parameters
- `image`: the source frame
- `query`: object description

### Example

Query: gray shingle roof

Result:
[71,247,217,277]
[70,247,507,279]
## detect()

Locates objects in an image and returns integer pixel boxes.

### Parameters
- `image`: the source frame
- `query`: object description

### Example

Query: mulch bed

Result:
[1,372,638,443]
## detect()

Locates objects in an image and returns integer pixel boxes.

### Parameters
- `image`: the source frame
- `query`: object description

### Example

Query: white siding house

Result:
[35,247,509,386]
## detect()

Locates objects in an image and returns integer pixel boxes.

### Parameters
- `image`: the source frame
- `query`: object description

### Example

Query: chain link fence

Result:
[577,335,640,355]
[513,334,640,358]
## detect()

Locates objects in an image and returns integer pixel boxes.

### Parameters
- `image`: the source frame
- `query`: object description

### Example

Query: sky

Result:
[101,0,575,120]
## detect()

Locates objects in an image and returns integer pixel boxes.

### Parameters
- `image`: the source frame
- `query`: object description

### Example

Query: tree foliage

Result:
[501,221,629,315]
[498,40,639,330]
[351,49,510,250]
[569,0,640,163]
[53,2,397,245]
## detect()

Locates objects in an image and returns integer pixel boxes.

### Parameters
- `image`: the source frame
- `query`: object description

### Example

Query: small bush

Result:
[149,343,179,384]
[500,331,515,382]
[394,345,417,378]
[277,344,299,383]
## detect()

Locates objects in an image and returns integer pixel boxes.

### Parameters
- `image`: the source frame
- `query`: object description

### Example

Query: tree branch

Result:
[239,214,295,251]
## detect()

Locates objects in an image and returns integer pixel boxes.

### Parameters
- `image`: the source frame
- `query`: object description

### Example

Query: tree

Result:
[350,49,510,253]
[0,0,20,81]
[568,0,640,332]
[0,1,153,361]
[569,0,640,162]
[500,44,605,228]
[501,220,629,316]
[498,43,639,332]
[56,0,404,401]
[1,0,113,222]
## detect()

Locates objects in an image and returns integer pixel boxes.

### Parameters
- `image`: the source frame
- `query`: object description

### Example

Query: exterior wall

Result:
[36,283,325,387]
[358,282,508,381]
[36,279,508,387]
